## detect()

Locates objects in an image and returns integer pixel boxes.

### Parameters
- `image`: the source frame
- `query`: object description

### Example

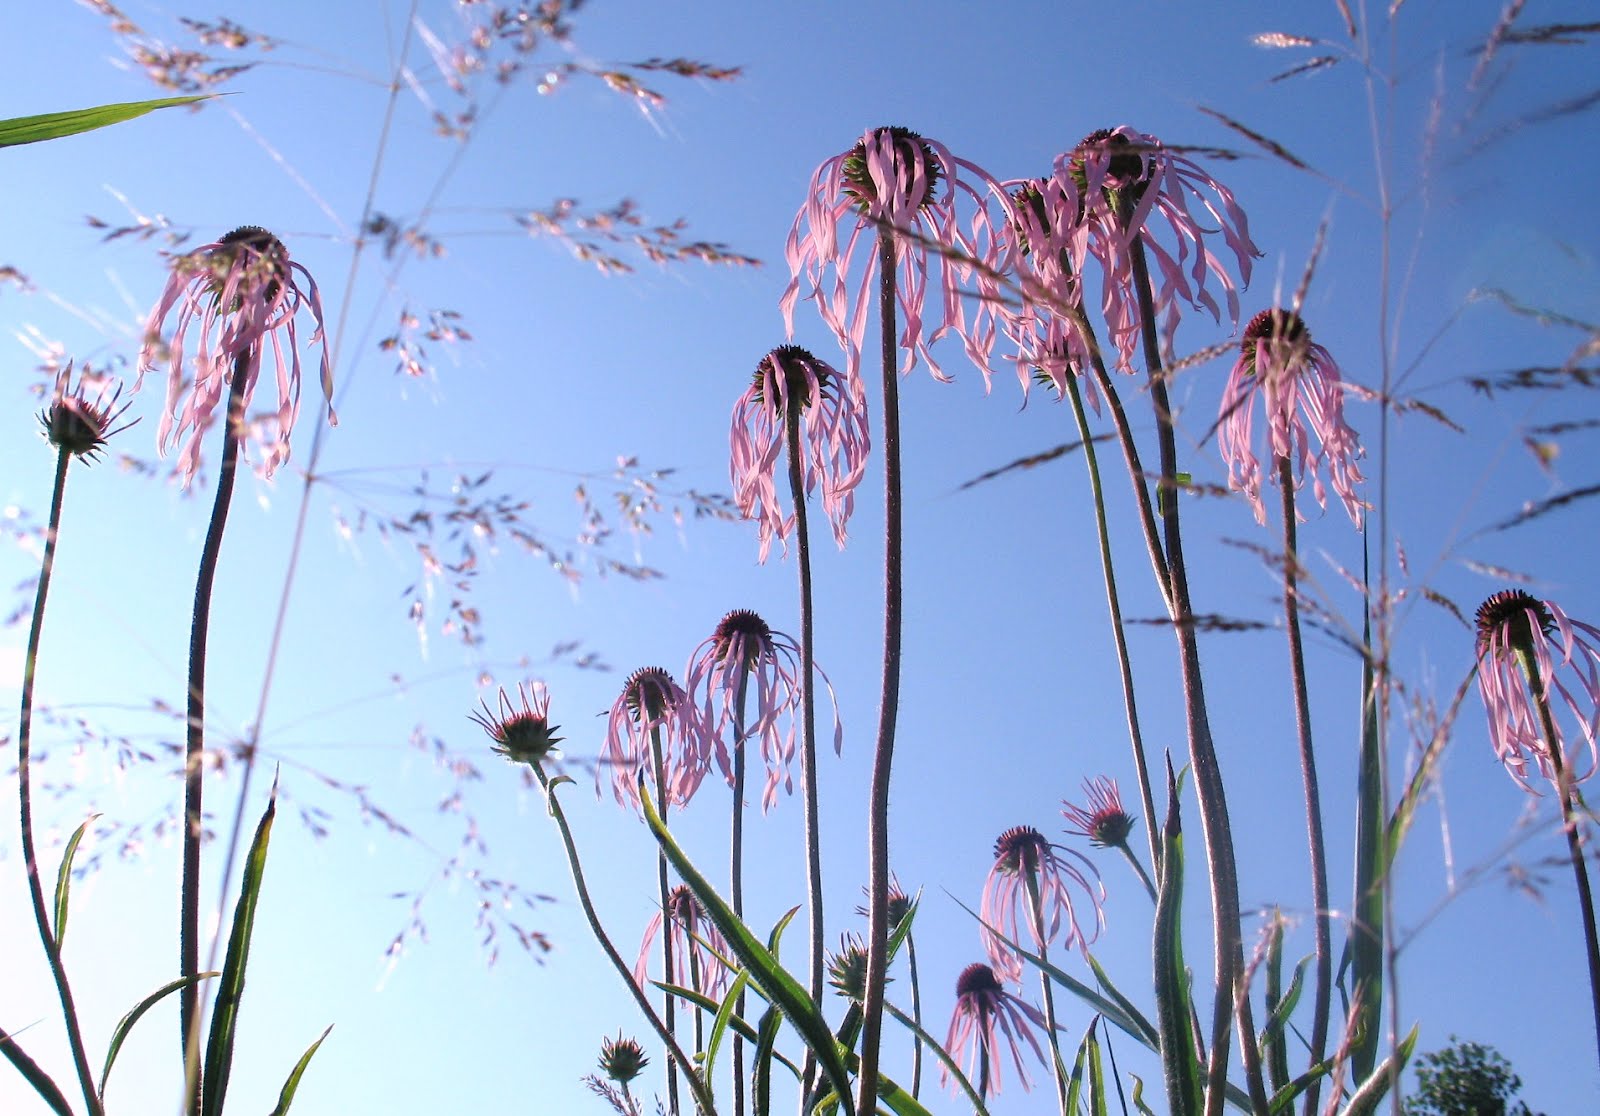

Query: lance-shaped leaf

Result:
[53,814,99,948]
[1349,540,1385,1081]
[268,1025,333,1116]
[201,784,278,1116]
[1340,1025,1418,1116]
[1154,759,1203,1116]
[1,1025,74,1116]
[639,777,855,1115]
[100,973,219,1097]
[0,96,210,148]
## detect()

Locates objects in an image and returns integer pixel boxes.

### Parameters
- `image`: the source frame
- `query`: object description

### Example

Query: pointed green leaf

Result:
[1086,1019,1109,1116]
[201,785,278,1116]
[0,1025,74,1115]
[701,968,749,1087]
[1340,1025,1419,1116]
[1350,535,1386,1082]
[53,814,99,948]
[1084,950,1161,1052]
[268,1025,332,1116]
[100,972,219,1097]
[0,96,210,148]
[1130,1074,1158,1116]
[1154,760,1203,1116]
[638,779,854,1115]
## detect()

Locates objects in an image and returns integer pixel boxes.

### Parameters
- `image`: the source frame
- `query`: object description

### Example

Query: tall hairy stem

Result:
[857,223,903,1115]
[651,727,682,1116]
[182,357,251,1114]
[729,671,751,1113]
[783,400,827,1115]
[17,446,104,1116]
[1275,458,1333,1116]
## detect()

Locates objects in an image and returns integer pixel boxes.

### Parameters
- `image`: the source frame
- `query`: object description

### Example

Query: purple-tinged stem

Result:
[182,355,252,1114]
[650,727,682,1116]
[1275,458,1333,1116]
[17,445,104,1116]
[857,222,904,1116]
[783,400,827,1116]
[1024,866,1070,1116]
[728,670,750,1114]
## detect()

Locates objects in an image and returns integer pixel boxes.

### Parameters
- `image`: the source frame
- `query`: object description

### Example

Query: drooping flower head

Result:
[782,126,1015,386]
[139,225,335,484]
[471,681,562,768]
[634,884,731,1003]
[1217,308,1365,525]
[1055,126,1260,372]
[600,666,712,813]
[1475,589,1600,792]
[1062,777,1137,850]
[597,1032,649,1086]
[730,345,870,562]
[684,608,840,812]
[40,362,135,462]
[996,177,1096,403]
[942,962,1048,1099]
[980,825,1105,983]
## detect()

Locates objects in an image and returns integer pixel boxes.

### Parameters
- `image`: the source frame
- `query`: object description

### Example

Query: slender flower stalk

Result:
[139,227,333,1103]
[15,366,132,1116]
[1475,589,1600,1067]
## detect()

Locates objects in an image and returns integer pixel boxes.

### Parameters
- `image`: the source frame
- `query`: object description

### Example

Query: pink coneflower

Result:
[1061,777,1137,850]
[138,225,335,484]
[730,345,870,563]
[781,126,1014,386]
[942,962,1048,1099]
[1475,590,1600,792]
[1057,126,1259,372]
[997,177,1096,403]
[980,825,1104,983]
[1217,308,1365,525]
[684,609,840,811]
[634,884,730,1003]
[39,362,135,462]
[600,666,712,812]
[470,682,562,768]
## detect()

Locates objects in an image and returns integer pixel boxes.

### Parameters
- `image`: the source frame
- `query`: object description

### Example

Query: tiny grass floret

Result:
[980,825,1105,982]
[40,363,135,462]
[633,884,730,1002]
[471,682,562,768]
[1062,776,1137,850]
[730,345,870,563]
[139,224,334,484]
[1475,589,1600,792]
[1218,308,1365,525]
[943,962,1048,1099]
[600,666,711,812]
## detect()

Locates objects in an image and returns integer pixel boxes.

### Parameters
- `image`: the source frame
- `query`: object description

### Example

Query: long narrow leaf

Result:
[1086,1019,1109,1116]
[100,972,219,1097]
[753,995,783,1116]
[639,779,855,1115]
[1349,535,1385,1081]
[201,785,278,1116]
[702,969,749,1089]
[1154,761,1203,1116]
[1084,950,1161,1052]
[268,1025,333,1116]
[53,814,99,947]
[1130,1074,1158,1116]
[1340,1025,1418,1116]
[1261,917,1290,1093]
[1064,1019,1094,1112]
[0,1025,74,1116]
[882,1002,988,1116]
[0,96,209,147]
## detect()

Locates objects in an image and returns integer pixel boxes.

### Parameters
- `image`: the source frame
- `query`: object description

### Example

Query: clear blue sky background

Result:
[3,2,1598,1113]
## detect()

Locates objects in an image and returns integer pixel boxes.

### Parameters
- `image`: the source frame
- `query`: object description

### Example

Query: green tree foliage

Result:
[1404,1037,1536,1116]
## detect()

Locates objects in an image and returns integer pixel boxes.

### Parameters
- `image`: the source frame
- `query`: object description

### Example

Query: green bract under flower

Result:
[597,1032,648,1085]
[471,683,562,768]
[840,126,942,216]
[40,364,134,462]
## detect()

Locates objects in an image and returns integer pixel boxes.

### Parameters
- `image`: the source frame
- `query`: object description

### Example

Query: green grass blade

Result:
[100,972,218,1097]
[267,1025,333,1116]
[1154,760,1203,1116]
[201,785,278,1116]
[0,96,210,147]
[52,814,99,948]
[1350,533,1385,1081]
[702,968,749,1090]
[1083,950,1161,1052]
[639,779,854,1115]
[1,1025,75,1115]
[1130,1073,1158,1116]
[1064,1019,1093,1112]
[1086,1019,1109,1116]
[1340,1025,1418,1116]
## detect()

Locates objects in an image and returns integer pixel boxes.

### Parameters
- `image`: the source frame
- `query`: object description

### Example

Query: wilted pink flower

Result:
[600,666,712,813]
[684,608,840,812]
[980,825,1104,983]
[1057,126,1259,372]
[1061,777,1137,850]
[40,362,135,462]
[138,225,334,484]
[730,345,870,563]
[1217,308,1365,525]
[996,176,1096,403]
[782,126,1014,385]
[1475,590,1600,792]
[942,962,1048,1099]
[634,884,730,1003]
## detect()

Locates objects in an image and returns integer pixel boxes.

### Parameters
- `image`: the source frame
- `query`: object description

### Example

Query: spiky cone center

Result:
[841,126,942,216]
[992,825,1049,876]
[712,607,774,671]
[472,690,562,768]
[1476,589,1555,659]
[1084,806,1135,850]
[827,936,879,1002]
[1008,179,1054,259]
[622,665,675,723]
[955,962,1003,999]
[886,888,913,931]
[752,344,830,412]
[1239,307,1312,378]
[1070,128,1152,207]
[666,884,703,929]
[598,1033,649,1084]
[205,223,289,304]
[41,375,131,462]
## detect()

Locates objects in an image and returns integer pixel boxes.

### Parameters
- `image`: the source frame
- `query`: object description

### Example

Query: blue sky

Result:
[3,1,1598,1113]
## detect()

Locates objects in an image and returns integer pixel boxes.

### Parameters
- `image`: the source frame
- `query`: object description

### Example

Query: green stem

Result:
[536,766,717,1115]
[1062,369,1163,877]
[883,1001,988,1116]
[906,933,923,1098]
[858,222,904,1115]
[651,726,682,1116]
[1517,645,1600,1071]
[782,399,827,1116]
[182,356,251,1115]
[729,670,750,1112]
[17,445,103,1116]
[1274,457,1332,1116]
[1116,842,1159,904]
[1025,865,1071,1116]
